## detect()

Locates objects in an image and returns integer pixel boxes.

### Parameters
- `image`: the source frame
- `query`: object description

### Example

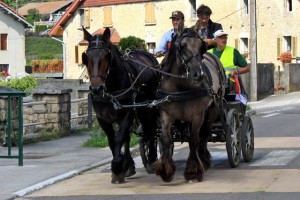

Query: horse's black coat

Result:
[82,27,159,183]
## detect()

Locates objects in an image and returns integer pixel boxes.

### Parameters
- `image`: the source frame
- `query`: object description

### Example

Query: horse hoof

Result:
[146,163,154,174]
[111,177,125,184]
[125,165,136,177]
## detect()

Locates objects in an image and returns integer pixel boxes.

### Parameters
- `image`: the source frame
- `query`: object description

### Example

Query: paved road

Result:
[1,92,300,200]
[21,136,300,199]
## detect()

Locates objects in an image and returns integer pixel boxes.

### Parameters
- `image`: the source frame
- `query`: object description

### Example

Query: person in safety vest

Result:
[208,30,250,98]
[155,10,185,57]
[191,4,223,50]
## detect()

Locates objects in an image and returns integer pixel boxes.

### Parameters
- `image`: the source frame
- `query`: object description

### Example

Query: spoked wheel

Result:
[241,115,254,162]
[225,109,241,168]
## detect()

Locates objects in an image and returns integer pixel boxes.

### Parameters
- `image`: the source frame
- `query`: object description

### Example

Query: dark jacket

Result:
[191,19,223,49]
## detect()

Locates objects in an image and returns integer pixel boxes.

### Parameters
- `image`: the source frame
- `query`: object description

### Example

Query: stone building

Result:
[49,0,300,79]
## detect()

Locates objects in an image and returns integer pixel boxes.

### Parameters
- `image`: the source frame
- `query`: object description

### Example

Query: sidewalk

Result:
[0,132,112,200]
[248,91,300,112]
[0,91,299,200]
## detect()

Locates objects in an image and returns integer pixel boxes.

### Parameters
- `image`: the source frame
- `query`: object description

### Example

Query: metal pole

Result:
[18,96,23,166]
[250,0,257,101]
[51,37,66,79]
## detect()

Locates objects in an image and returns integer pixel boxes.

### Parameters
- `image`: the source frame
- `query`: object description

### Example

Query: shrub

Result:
[118,36,147,51]
[0,75,37,93]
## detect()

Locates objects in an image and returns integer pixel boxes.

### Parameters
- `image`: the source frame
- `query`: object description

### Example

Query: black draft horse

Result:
[82,27,159,183]
[153,28,225,182]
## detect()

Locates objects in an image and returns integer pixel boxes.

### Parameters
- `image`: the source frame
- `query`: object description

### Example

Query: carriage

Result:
[139,83,255,170]
[82,26,254,183]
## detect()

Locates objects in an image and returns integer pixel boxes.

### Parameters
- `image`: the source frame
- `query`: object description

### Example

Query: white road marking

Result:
[262,113,279,118]
[250,150,300,166]
[13,170,78,197]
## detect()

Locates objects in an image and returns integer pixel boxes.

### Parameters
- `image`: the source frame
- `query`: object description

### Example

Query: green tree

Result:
[3,0,16,9]
[3,0,32,10]
[118,36,147,51]
[26,8,40,24]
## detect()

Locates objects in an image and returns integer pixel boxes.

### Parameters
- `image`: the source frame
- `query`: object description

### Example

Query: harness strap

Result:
[156,88,212,101]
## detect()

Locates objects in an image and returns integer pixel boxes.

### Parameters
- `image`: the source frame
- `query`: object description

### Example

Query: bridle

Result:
[174,31,205,78]
[86,35,113,82]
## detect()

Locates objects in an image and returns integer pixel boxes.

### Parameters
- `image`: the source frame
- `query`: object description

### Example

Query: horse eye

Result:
[180,43,187,49]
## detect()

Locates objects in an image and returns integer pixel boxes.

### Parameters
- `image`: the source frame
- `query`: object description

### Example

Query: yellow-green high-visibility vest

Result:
[208,46,237,81]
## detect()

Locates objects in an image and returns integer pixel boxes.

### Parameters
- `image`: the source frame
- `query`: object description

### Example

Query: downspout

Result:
[51,37,66,79]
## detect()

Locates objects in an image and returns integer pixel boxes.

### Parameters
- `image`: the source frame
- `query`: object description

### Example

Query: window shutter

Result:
[84,8,90,28]
[234,39,239,50]
[1,34,8,50]
[292,37,297,58]
[145,3,155,24]
[75,45,78,64]
[277,37,282,58]
[104,7,113,27]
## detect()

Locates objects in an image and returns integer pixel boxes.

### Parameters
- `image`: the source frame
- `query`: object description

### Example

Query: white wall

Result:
[0,11,26,75]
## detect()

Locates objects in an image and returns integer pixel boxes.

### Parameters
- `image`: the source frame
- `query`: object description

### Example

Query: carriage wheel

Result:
[225,109,241,168]
[241,115,254,162]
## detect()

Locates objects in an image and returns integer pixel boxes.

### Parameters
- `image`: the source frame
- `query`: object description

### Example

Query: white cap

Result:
[213,30,228,39]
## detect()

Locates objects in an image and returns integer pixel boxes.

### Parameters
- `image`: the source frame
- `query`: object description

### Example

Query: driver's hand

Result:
[155,51,165,57]
[204,38,216,46]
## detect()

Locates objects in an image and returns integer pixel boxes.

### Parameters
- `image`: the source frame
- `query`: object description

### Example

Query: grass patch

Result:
[83,120,140,148]
[25,36,63,56]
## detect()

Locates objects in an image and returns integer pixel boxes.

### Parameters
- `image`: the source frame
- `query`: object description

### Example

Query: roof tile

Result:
[18,0,72,15]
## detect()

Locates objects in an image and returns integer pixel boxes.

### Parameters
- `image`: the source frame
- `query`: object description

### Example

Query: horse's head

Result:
[82,27,112,94]
[172,28,207,82]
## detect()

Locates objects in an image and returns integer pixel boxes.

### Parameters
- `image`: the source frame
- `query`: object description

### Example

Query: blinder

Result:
[174,31,205,79]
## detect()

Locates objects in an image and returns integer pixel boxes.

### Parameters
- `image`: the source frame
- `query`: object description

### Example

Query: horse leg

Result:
[184,117,205,182]
[97,118,115,156]
[111,111,135,184]
[198,104,219,170]
[124,132,136,177]
[137,108,158,174]
[198,119,212,170]
[153,112,175,182]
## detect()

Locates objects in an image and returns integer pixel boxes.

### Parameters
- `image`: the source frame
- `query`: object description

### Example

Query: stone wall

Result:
[284,63,300,93]
[23,85,72,136]
[0,82,90,145]
[0,97,20,144]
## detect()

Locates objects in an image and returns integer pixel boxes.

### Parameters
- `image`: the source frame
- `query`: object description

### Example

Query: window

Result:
[147,42,156,54]
[0,64,9,72]
[79,9,84,27]
[243,0,249,14]
[240,38,249,60]
[145,3,155,24]
[278,36,297,58]
[1,34,8,50]
[79,9,90,28]
[190,0,197,19]
[103,7,113,27]
[240,38,249,53]
[75,45,88,64]
[283,36,291,52]
[285,0,292,12]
